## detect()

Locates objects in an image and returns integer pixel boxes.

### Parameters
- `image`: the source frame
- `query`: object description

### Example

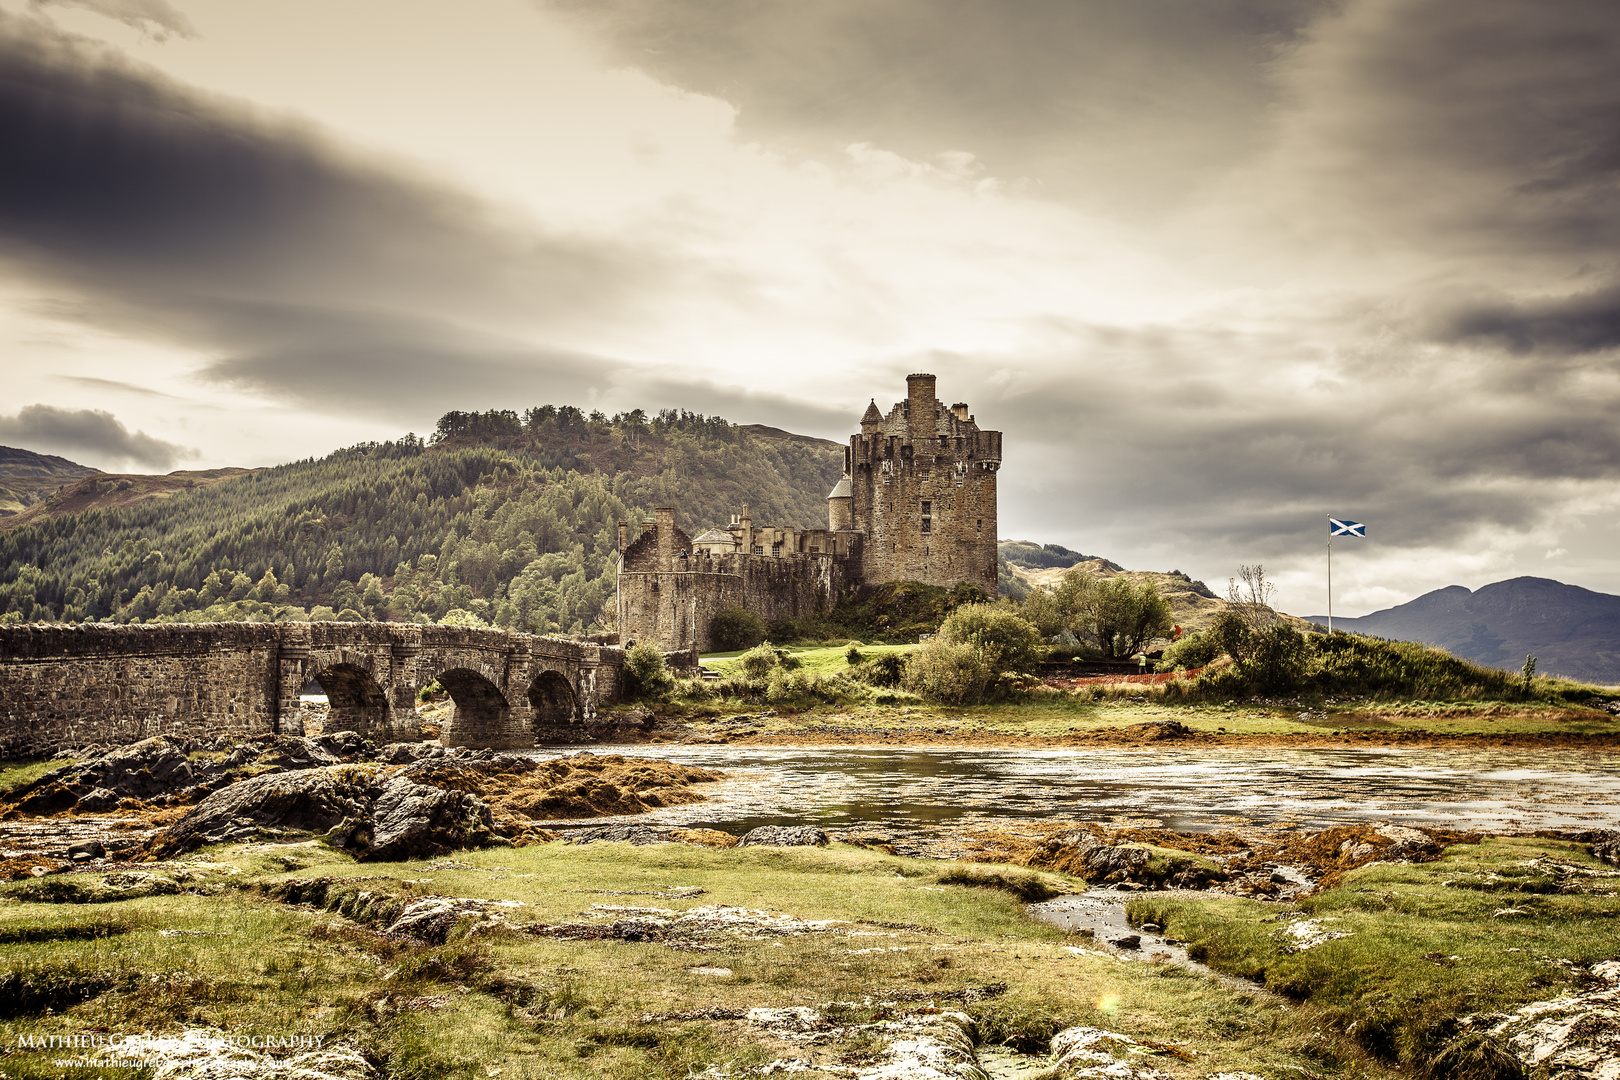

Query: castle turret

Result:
[860,399,884,435]
[827,476,853,531]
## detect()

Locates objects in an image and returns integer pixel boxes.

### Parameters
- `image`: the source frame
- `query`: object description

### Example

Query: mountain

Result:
[1306,577,1620,685]
[0,468,255,532]
[0,408,842,634]
[0,446,99,517]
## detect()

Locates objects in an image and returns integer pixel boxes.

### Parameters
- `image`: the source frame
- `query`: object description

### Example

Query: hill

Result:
[0,468,255,532]
[0,407,842,634]
[1306,576,1620,685]
[996,549,1325,638]
[0,446,99,517]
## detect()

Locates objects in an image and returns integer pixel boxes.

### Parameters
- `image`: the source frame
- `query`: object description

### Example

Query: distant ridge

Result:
[1307,576,1620,685]
[0,446,99,517]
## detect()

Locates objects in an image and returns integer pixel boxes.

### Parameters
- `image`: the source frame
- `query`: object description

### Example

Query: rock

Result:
[737,825,830,848]
[385,896,525,942]
[1052,1026,1174,1078]
[568,824,685,845]
[140,765,495,862]
[74,787,120,813]
[1110,934,1142,950]
[65,840,105,862]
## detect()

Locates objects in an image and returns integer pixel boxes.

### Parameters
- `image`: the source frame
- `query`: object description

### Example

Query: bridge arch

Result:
[307,663,389,739]
[432,666,516,748]
[528,669,578,737]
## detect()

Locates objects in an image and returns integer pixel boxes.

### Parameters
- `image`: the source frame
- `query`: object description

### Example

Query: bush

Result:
[937,604,1044,675]
[903,639,994,705]
[621,644,674,701]
[1211,611,1307,691]
[737,641,782,680]
[1156,630,1222,672]
[857,651,908,688]
[845,643,864,664]
[709,606,767,651]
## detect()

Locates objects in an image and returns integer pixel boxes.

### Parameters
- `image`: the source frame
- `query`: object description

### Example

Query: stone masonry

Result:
[618,374,999,650]
[0,622,626,756]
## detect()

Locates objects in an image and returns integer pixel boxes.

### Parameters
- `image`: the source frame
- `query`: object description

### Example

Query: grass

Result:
[0,840,1402,1079]
[1128,835,1620,1069]
[700,642,913,676]
[0,759,67,797]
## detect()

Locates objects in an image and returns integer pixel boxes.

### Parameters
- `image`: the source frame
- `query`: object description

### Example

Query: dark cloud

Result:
[0,404,193,470]
[198,303,626,427]
[0,13,659,416]
[543,0,1324,211]
[940,318,1620,578]
[1438,285,1620,356]
[1250,0,1620,266]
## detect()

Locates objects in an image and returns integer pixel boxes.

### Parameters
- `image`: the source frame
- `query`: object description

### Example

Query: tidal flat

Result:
[3,704,1619,1078]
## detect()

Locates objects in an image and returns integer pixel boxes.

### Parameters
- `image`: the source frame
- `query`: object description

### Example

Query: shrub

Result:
[737,641,782,680]
[845,643,864,664]
[621,643,673,700]
[937,604,1044,675]
[903,639,994,705]
[1157,630,1222,672]
[710,606,767,651]
[857,651,908,688]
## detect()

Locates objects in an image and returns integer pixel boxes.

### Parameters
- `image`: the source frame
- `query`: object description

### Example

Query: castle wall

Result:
[618,544,859,652]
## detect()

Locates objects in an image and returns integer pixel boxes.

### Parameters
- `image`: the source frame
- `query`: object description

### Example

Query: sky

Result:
[2,0,1619,617]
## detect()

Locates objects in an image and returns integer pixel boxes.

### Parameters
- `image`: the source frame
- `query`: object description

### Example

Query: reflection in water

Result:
[533,744,1620,841]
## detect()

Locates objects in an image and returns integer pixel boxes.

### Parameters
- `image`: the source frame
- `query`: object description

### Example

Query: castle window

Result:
[921,501,931,515]
[977,519,982,537]
[921,518,931,534]
[772,542,782,557]
[753,545,764,555]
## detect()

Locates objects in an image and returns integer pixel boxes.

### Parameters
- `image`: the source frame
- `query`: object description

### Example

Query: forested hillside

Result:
[0,408,844,634]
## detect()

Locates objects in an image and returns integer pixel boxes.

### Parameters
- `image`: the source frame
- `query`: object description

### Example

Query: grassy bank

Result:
[0,840,1399,1079]
[1129,834,1620,1069]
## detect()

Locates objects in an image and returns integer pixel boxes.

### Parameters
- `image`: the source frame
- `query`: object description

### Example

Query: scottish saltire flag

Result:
[1330,518,1366,537]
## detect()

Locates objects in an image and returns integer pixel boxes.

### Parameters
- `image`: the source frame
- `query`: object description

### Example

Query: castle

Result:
[617,374,1001,650]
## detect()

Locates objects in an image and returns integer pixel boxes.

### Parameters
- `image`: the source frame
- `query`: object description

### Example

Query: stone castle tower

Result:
[833,373,1000,593]
[618,374,998,650]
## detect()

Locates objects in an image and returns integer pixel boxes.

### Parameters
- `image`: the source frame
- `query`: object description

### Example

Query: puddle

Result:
[1029,889,1202,967]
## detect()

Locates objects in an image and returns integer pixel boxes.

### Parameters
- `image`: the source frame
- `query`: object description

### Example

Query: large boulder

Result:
[140,765,495,862]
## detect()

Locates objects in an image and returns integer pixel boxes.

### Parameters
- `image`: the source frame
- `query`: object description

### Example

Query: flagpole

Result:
[1327,518,1333,635]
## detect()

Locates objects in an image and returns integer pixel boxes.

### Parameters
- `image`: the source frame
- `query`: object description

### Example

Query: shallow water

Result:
[535,743,1620,840]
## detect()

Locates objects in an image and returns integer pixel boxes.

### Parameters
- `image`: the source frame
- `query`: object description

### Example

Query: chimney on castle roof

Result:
[906,374,937,441]
[656,507,675,564]
[951,402,970,422]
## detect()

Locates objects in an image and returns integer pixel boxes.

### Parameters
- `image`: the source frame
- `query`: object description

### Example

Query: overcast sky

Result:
[2,0,1618,616]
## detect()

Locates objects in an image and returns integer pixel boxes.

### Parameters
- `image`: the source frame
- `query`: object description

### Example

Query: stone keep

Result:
[617,375,999,650]
[845,373,1000,593]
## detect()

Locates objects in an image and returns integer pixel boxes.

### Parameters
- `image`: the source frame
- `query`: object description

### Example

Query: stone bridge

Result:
[0,622,628,756]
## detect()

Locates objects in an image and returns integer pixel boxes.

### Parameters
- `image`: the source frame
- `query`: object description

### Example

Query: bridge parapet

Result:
[0,622,627,756]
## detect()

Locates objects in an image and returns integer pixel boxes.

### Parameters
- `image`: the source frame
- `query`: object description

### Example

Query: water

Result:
[534,743,1620,840]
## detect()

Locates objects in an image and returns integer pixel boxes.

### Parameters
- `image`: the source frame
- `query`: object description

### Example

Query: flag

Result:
[1329,518,1366,537]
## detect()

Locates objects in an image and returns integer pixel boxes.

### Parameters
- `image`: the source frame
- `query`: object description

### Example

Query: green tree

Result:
[622,643,673,700]
[710,606,768,651]
[1044,574,1173,659]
